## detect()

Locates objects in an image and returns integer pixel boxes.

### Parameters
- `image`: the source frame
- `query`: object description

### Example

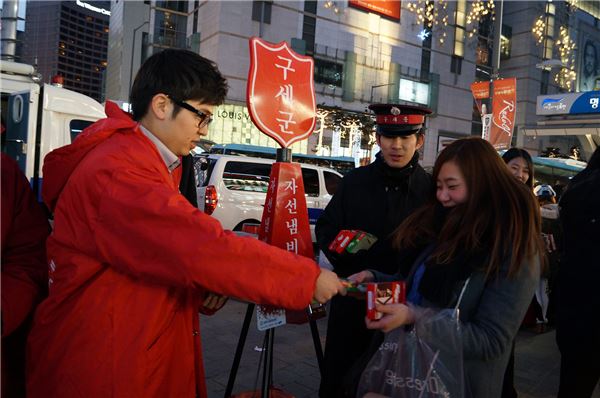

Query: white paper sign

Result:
[256,306,286,331]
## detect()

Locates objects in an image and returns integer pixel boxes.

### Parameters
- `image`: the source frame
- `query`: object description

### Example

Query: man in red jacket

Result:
[1,153,50,397]
[26,49,343,397]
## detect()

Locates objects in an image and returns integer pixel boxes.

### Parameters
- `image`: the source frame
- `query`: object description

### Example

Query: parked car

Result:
[194,154,343,242]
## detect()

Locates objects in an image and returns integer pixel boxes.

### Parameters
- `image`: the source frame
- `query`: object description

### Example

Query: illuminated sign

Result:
[399,79,429,105]
[76,0,111,16]
[349,0,401,21]
[537,92,600,115]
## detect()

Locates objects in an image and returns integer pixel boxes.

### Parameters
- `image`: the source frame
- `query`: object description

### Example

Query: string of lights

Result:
[406,0,449,45]
[554,26,577,90]
[465,0,495,38]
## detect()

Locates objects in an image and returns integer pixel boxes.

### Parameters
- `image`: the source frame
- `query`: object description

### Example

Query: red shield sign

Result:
[247,37,316,148]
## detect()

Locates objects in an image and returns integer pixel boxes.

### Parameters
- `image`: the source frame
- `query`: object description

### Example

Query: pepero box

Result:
[328,230,378,254]
[366,281,406,320]
[328,230,357,254]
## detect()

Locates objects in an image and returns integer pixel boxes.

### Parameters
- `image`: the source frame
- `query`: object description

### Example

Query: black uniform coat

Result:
[556,162,600,376]
[316,152,431,397]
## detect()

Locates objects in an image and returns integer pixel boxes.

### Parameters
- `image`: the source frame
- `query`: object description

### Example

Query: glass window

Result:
[500,24,512,60]
[252,1,272,23]
[544,38,554,60]
[314,59,343,87]
[305,1,317,14]
[540,70,550,95]
[302,15,316,55]
[222,161,271,192]
[324,171,341,195]
[454,28,465,57]
[200,158,218,187]
[455,0,466,26]
[301,168,319,197]
[451,55,462,74]
[69,120,94,142]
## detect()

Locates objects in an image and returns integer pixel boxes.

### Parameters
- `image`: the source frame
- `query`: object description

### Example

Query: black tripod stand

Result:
[225,148,325,398]
[223,303,325,398]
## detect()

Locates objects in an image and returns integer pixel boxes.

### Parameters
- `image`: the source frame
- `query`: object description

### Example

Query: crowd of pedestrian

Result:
[2,48,598,398]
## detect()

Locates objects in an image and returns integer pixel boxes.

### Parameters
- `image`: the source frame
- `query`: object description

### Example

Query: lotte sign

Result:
[247,37,317,148]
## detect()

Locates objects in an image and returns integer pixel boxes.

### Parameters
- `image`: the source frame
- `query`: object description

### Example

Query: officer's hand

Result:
[313,269,344,304]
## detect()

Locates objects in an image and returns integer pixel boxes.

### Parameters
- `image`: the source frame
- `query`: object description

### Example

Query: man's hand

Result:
[202,292,228,311]
[313,269,344,304]
[365,303,415,333]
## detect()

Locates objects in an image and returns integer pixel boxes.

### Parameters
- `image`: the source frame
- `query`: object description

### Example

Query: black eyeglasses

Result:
[168,96,213,129]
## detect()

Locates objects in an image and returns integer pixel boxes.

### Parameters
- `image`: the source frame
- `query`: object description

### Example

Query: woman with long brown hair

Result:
[350,137,545,398]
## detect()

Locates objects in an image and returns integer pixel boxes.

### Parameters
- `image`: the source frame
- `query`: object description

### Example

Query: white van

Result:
[194,154,342,241]
[1,60,105,198]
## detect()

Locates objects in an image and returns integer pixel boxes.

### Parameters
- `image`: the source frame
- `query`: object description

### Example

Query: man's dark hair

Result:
[130,49,228,121]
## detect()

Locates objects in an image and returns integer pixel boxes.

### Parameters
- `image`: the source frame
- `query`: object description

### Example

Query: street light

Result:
[370,83,397,103]
[129,21,149,99]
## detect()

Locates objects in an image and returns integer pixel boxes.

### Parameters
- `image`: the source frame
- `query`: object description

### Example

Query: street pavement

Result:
[201,299,600,398]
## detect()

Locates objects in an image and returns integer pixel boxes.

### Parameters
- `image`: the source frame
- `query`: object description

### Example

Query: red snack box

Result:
[328,230,357,254]
[366,281,406,320]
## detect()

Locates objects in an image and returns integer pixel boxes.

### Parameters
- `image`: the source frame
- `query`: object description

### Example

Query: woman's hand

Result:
[365,303,415,333]
[347,270,375,284]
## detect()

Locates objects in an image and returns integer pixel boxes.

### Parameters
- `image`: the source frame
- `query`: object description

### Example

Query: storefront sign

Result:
[398,79,429,105]
[536,91,600,115]
[76,0,110,15]
[349,0,401,21]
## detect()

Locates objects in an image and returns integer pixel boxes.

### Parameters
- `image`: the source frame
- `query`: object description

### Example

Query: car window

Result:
[324,171,341,195]
[302,168,319,197]
[70,120,94,143]
[222,161,271,192]
[193,156,212,187]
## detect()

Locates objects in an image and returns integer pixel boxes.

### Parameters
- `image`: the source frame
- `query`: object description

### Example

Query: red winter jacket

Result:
[27,102,320,397]
[1,154,50,397]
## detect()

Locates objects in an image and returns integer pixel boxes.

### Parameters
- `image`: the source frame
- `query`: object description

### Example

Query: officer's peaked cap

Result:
[369,103,432,137]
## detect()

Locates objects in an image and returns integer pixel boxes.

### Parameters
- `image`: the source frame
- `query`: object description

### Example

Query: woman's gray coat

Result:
[372,249,540,398]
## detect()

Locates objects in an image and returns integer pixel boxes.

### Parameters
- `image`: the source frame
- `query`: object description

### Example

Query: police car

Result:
[194,154,342,243]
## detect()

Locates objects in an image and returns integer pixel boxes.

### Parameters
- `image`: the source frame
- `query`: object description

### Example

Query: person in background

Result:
[556,147,600,398]
[25,49,343,398]
[350,137,543,398]
[1,153,50,397]
[503,147,534,188]
[501,146,535,398]
[533,184,561,332]
[316,103,432,397]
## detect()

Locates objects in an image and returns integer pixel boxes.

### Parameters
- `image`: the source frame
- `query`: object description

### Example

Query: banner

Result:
[257,162,314,329]
[490,78,516,150]
[470,81,490,114]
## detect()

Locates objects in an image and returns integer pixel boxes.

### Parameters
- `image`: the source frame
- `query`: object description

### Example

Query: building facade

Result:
[107,1,600,164]
[21,1,110,103]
